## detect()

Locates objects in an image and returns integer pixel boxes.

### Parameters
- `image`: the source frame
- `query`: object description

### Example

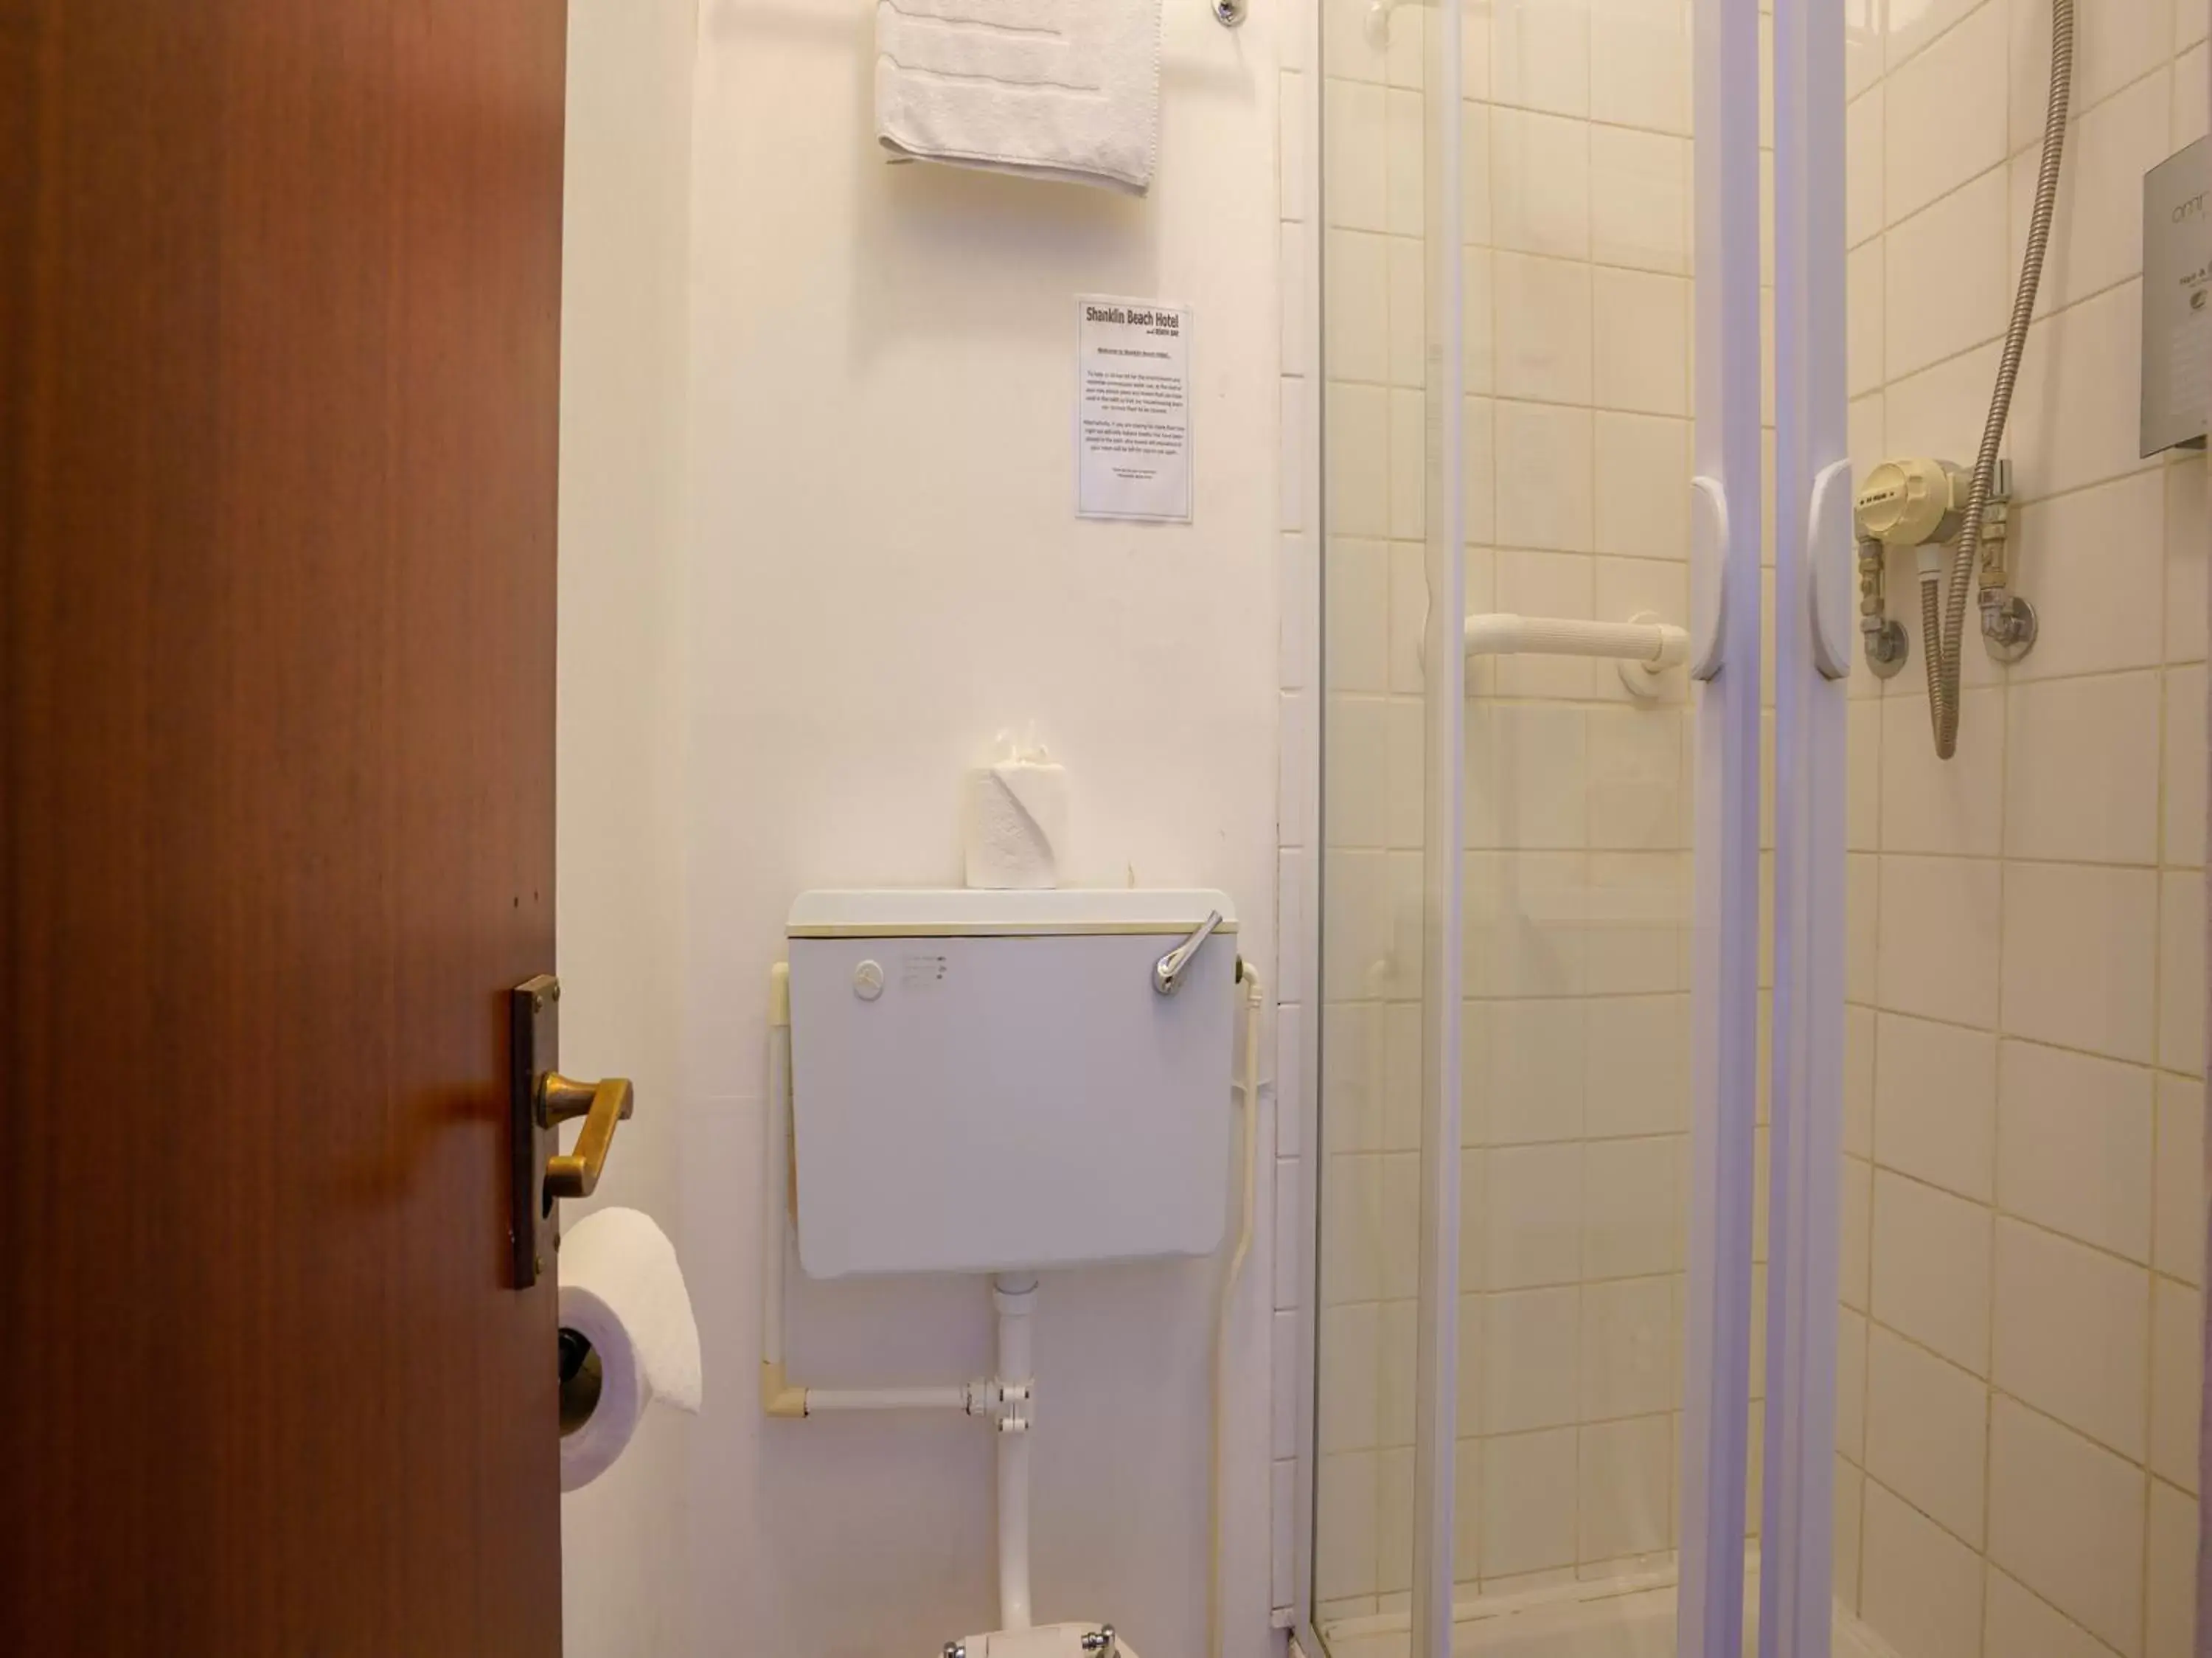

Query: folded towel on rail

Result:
[874,0,1162,194]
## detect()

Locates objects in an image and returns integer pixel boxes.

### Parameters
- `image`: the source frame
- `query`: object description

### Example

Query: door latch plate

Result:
[509,974,560,1288]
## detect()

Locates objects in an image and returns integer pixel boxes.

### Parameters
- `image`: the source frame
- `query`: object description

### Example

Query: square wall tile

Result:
[2001,861,2160,1064]
[2159,870,2204,1076]
[1861,1478,1985,1658]
[1486,996,1588,1142]
[2013,470,2167,681]
[1593,414,1691,561]
[2148,1477,2198,1658]
[1584,993,1690,1137]
[1593,268,1689,417]
[1864,1325,1990,1547]
[2012,281,2154,502]
[2013,66,2171,321]
[1983,1568,2116,1658]
[1386,235,1425,389]
[1485,1287,1582,1433]
[1996,1038,2154,1263]
[1579,1414,1673,1563]
[1870,1170,1993,1375]
[1848,86,1885,248]
[1834,1461,1864,1613]
[1322,1151,1387,1304]
[2169,457,2208,665]
[2004,671,2163,865]
[1877,854,2002,1028]
[2163,665,2205,867]
[1495,402,1596,552]
[1873,1013,1997,1202]
[1848,239,1885,399]
[1375,1446,1414,1594]
[1494,252,1594,406]
[1585,854,1691,997]
[1383,87,1423,237]
[1587,707,1685,853]
[1583,1137,1682,1280]
[1885,1,2007,224]
[1491,108,1592,260]
[2154,1074,2205,1286]
[1987,1395,2148,1658]
[1481,1426,1579,1577]
[1486,1144,1583,1289]
[1992,1217,2151,1460]
[1492,0,1591,117]
[1837,1307,1868,1459]
[1590,0,1690,132]
[1326,383,1392,537]
[1842,1155,1873,1312]
[1315,1449,1381,1600]
[1884,167,2008,379]
[2010,0,2175,136]
[1590,127,1689,274]
[1453,1437,1484,1584]
[1325,231,1392,385]
[1325,77,1389,232]
[1580,1274,1677,1419]
[1319,1303,1384,1451]
[1882,0,1979,70]
[1845,1004,1877,1159]
[2150,1274,2202,1493]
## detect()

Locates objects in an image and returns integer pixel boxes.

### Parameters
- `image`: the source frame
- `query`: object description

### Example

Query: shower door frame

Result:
[1759,0,1849,1652]
[1296,0,1773,1651]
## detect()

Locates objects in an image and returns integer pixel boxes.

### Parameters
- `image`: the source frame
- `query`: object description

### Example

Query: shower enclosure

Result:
[1301,0,2208,1655]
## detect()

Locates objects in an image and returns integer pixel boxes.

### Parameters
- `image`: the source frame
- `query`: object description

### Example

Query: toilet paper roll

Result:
[964,730,1068,891]
[557,1207,701,1494]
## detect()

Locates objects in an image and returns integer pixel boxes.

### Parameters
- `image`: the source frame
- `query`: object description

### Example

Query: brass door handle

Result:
[540,1072,633,1201]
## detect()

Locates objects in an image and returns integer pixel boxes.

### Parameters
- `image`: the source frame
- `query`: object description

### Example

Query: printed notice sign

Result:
[1077,296,1192,522]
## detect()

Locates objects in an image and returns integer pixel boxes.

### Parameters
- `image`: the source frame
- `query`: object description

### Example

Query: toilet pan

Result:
[943,1621,1137,1658]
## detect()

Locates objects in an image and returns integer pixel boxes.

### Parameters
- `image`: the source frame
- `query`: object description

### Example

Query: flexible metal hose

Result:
[1924,0,2073,757]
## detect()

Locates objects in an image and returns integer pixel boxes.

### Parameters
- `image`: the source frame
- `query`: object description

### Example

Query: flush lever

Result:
[1154,909,1223,996]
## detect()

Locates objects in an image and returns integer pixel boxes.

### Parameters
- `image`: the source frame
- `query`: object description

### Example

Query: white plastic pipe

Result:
[804,1385,972,1413]
[1209,968,1264,1658]
[994,1274,1037,1632]
[762,964,978,1419]
[1463,611,1690,666]
[764,966,790,1378]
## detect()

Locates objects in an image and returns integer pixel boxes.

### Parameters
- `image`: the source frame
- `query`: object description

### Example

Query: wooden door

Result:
[1,3,568,1651]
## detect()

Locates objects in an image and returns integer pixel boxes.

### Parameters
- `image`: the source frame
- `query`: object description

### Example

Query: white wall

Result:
[667,4,1286,1655]
[556,0,698,1648]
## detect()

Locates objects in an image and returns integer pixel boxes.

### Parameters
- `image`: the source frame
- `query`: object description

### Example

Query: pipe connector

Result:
[1857,539,1908,679]
[1980,587,2038,663]
[761,1360,807,1418]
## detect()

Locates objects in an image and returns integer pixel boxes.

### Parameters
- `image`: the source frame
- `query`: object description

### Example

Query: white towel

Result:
[874,0,1162,195]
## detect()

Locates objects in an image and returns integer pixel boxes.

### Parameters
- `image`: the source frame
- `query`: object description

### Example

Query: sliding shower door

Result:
[1759,0,1850,1654]
[1307,0,1775,1653]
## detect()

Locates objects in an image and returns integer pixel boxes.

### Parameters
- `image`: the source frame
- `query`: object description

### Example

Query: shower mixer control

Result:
[1854,457,1972,549]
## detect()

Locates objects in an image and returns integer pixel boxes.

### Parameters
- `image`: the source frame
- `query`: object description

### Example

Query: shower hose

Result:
[1922,0,2073,758]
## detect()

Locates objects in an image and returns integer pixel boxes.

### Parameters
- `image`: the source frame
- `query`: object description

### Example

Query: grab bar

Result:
[1463,611,1688,700]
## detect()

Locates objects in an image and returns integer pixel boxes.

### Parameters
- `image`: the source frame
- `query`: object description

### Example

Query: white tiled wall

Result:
[1312,0,1701,1623]
[1838,3,2209,1655]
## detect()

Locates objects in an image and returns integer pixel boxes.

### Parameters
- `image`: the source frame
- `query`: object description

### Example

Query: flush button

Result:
[853,960,885,1001]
